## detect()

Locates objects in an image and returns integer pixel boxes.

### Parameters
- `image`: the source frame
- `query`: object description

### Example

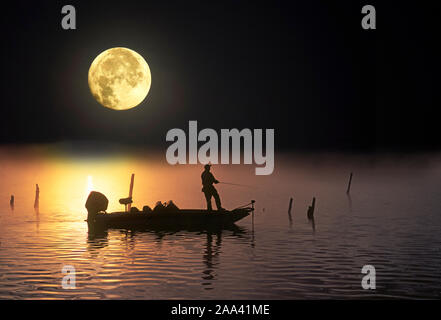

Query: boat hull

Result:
[87,208,252,230]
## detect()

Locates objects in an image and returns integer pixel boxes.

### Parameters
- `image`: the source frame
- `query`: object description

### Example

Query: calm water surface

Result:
[0,149,440,299]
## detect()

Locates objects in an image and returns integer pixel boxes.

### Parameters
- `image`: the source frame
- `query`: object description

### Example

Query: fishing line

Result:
[219,181,293,200]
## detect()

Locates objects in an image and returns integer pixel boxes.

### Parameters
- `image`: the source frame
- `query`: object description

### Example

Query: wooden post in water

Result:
[307,197,315,220]
[127,174,135,212]
[346,172,353,194]
[34,184,39,213]
[288,197,293,222]
[251,200,255,231]
[10,195,14,210]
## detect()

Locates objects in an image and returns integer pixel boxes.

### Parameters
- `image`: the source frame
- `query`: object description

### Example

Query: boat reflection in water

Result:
[87,222,251,290]
[87,227,109,258]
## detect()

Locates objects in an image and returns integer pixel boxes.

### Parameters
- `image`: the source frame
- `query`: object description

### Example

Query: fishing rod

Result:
[219,182,256,188]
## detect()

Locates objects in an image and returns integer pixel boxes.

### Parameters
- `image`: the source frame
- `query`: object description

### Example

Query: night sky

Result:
[2,1,439,152]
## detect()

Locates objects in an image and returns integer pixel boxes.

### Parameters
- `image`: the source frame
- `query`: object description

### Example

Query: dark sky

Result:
[1,1,439,151]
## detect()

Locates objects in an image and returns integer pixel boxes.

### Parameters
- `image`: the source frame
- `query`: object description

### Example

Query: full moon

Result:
[88,47,151,110]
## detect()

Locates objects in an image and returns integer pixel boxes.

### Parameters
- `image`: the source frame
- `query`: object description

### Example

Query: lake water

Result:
[0,147,440,299]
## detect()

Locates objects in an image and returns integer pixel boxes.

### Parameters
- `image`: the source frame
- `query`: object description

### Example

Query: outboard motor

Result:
[86,191,109,221]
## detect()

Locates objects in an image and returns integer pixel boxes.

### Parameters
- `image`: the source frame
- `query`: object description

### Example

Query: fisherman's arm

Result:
[210,173,219,184]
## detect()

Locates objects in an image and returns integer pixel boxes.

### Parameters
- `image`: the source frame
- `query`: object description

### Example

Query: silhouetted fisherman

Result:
[201,164,224,211]
[10,195,14,210]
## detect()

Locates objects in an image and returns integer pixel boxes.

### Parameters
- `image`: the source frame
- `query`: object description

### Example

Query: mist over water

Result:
[0,147,440,299]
